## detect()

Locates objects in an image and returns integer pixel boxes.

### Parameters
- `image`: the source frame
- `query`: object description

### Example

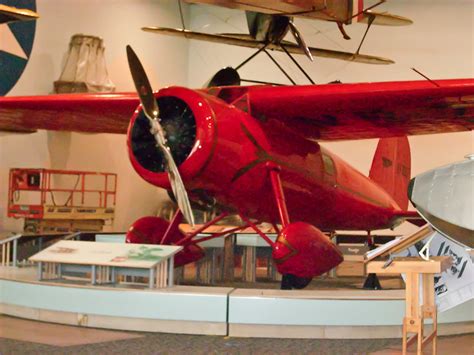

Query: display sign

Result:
[397,231,473,312]
[30,240,182,269]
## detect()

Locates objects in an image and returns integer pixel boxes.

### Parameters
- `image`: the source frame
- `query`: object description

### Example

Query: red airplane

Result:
[0,46,473,289]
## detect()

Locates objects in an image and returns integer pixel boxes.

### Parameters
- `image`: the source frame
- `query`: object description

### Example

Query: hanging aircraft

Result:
[0,46,473,288]
[0,4,38,24]
[183,0,412,28]
[143,0,411,69]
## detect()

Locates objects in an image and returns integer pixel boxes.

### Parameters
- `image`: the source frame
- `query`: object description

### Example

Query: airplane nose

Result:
[129,96,197,174]
[409,155,474,247]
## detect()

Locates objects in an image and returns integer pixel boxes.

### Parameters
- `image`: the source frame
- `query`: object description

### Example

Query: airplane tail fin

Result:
[369,136,411,210]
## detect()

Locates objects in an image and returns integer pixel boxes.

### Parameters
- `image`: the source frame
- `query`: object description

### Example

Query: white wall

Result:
[0,0,189,231]
[1,0,472,234]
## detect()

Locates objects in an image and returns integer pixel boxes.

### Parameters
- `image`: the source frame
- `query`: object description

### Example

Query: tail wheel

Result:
[280,274,313,290]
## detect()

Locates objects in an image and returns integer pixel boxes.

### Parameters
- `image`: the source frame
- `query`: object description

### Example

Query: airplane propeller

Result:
[287,20,313,62]
[126,45,195,226]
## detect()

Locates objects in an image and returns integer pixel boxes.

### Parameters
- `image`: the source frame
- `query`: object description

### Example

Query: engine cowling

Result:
[126,85,270,210]
[272,222,343,278]
[127,87,217,190]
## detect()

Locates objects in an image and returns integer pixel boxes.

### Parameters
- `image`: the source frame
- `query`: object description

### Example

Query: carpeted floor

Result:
[0,332,401,355]
[0,316,472,355]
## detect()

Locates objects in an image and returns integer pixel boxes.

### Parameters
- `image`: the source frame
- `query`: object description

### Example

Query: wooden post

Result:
[223,234,234,282]
[367,256,452,355]
[243,246,256,282]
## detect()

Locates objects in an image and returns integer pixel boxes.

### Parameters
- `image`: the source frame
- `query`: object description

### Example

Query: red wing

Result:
[0,93,139,134]
[3,79,474,140]
[241,79,474,141]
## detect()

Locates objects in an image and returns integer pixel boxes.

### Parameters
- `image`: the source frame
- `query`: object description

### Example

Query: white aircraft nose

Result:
[409,155,474,247]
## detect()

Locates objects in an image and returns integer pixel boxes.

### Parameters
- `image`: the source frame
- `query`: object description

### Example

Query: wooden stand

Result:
[367,256,452,355]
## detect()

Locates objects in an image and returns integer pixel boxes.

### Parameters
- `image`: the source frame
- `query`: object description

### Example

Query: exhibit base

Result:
[0,267,472,338]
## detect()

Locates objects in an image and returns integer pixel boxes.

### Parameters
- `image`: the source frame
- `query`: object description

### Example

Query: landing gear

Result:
[264,163,342,290]
[363,230,382,290]
[363,273,382,290]
[281,274,313,290]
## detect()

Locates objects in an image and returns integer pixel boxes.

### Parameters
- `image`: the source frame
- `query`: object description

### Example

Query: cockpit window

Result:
[322,154,335,176]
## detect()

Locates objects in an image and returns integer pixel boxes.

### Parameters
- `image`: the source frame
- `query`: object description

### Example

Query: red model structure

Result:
[0,49,473,288]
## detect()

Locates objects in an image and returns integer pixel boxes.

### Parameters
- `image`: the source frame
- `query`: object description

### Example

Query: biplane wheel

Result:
[280,274,313,290]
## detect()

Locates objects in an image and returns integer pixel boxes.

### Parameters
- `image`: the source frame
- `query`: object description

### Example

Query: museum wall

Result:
[0,0,472,234]
[0,0,189,232]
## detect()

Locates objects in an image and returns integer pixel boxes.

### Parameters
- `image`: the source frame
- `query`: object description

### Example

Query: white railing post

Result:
[1,234,22,267]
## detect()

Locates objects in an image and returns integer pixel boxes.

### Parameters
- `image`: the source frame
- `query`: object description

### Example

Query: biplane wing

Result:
[142,27,394,65]
[184,0,412,26]
[0,79,473,139]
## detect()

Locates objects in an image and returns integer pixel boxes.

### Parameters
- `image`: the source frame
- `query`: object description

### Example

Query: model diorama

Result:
[0,0,473,345]
[0,3,473,290]
[1,64,473,291]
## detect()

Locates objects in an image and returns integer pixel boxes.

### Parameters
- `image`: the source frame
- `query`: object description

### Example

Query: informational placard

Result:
[30,240,182,268]
[396,231,473,312]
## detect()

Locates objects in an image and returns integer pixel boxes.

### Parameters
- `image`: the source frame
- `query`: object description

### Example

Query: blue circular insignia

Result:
[0,0,37,96]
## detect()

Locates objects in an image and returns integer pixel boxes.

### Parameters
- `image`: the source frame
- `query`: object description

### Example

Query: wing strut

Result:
[263,50,297,85]
[355,14,376,55]
[233,42,315,86]
[280,44,316,84]
[234,44,269,70]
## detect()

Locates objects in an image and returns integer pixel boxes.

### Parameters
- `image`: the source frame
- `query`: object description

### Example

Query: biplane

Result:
[1,41,473,288]
[143,0,412,73]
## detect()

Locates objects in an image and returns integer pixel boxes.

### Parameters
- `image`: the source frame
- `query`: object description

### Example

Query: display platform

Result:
[0,266,472,339]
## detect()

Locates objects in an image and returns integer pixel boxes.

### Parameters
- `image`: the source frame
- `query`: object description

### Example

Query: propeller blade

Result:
[288,21,313,62]
[126,46,160,122]
[126,45,195,226]
[205,67,241,88]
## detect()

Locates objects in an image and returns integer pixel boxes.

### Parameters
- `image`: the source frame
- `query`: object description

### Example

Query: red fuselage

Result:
[128,85,402,231]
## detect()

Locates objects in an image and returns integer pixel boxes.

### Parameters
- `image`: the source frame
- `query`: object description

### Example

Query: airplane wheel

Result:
[280,274,313,290]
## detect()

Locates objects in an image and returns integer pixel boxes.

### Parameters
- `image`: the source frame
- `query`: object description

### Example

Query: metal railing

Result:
[0,232,82,268]
[0,234,21,267]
